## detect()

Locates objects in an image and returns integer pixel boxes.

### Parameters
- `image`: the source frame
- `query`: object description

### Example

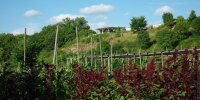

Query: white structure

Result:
[125,27,131,31]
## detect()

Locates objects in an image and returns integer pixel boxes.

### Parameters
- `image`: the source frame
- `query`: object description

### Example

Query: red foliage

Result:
[71,48,199,99]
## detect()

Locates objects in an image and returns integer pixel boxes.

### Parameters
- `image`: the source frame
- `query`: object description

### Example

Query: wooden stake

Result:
[108,56,110,74]
[24,28,26,67]
[161,51,164,67]
[99,34,103,67]
[110,39,113,74]
[76,26,79,63]
[90,36,93,66]
[139,49,142,69]
[53,25,59,65]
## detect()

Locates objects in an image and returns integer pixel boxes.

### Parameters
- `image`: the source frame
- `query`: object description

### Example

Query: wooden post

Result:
[85,56,88,66]
[108,56,110,75]
[103,58,106,67]
[110,38,113,74]
[24,28,26,67]
[145,52,148,67]
[139,49,142,69]
[94,52,97,70]
[76,26,79,63]
[134,53,136,64]
[53,25,59,65]
[99,34,103,67]
[90,36,93,67]
[161,51,164,67]
[198,49,200,100]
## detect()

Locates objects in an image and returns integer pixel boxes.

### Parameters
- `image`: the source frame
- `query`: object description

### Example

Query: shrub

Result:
[137,31,151,49]
[191,17,200,36]
[156,28,178,50]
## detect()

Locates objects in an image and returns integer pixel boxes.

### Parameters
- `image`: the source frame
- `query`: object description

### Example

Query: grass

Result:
[60,26,199,55]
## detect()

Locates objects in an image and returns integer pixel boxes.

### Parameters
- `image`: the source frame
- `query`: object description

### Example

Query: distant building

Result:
[96,27,126,34]
[125,27,131,31]
[152,23,162,28]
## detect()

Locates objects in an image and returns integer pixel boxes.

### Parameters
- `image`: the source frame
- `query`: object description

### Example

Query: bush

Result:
[191,17,200,36]
[130,16,147,32]
[162,13,174,28]
[174,20,190,40]
[137,31,151,49]
[156,28,178,50]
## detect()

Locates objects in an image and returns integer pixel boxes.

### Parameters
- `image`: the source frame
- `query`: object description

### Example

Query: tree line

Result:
[130,10,200,50]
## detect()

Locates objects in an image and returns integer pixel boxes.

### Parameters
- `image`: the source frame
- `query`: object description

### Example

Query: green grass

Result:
[60,26,199,55]
[176,36,200,49]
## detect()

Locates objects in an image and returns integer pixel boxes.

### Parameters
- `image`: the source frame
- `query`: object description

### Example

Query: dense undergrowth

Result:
[0,48,199,99]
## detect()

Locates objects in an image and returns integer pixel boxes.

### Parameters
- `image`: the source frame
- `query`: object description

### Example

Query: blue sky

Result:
[0,0,199,34]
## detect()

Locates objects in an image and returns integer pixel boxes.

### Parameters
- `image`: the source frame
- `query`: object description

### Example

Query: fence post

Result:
[139,49,142,69]
[198,49,200,99]
[145,52,148,67]
[90,36,93,67]
[161,51,164,67]
[108,56,110,75]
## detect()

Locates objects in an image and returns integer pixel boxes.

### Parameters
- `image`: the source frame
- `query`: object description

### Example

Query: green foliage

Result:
[176,16,185,23]
[0,34,17,62]
[177,36,200,49]
[188,10,197,22]
[137,31,151,49]
[96,41,110,54]
[191,17,200,36]
[79,29,96,37]
[112,43,126,53]
[156,28,178,50]
[162,13,174,28]
[130,16,147,32]
[174,20,190,40]
[115,27,122,37]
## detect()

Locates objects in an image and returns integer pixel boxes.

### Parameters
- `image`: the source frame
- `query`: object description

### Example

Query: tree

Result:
[156,28,178,49]
[191,17,200,36]
[115,27,121,37]
[74,17,90,30]
[162,13,174,28]
[174,20,190,40]
[137,31,151,49]
[130,16,147,32]
[176,16,185,23]
[188,10,197,22]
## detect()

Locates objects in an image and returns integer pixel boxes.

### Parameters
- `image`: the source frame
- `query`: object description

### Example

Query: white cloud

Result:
[24,9,41,17]
[11,28,25,35]
[49,13,84,24]
[95,15,108,20]
[11,23,41,35]
[123,12,129,16]
[155,6,174,16]
[89,22,111,30]
[80,4,114,14]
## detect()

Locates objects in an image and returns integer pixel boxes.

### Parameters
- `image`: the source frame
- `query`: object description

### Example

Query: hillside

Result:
[60,25,200,55]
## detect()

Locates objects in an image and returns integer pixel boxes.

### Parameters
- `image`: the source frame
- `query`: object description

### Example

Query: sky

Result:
[0,0,199,35]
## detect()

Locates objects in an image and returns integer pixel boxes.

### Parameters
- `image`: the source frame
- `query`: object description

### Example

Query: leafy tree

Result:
[79,29,96,37]
[188,10,197,22]
[0,33,17,62]
[130,16,147,32]
[137,31,151,49]
[96,41,110,54]
[156,28,178,49]
[112,43,125,53]
[176,16,185,23]
[174,20,190,40]
[115,27,121,37]
[162,13,174,28]
[191,17,200,36]
[74,17,90,30]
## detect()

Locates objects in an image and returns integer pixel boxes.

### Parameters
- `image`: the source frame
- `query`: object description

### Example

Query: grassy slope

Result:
[60,26,200,54]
